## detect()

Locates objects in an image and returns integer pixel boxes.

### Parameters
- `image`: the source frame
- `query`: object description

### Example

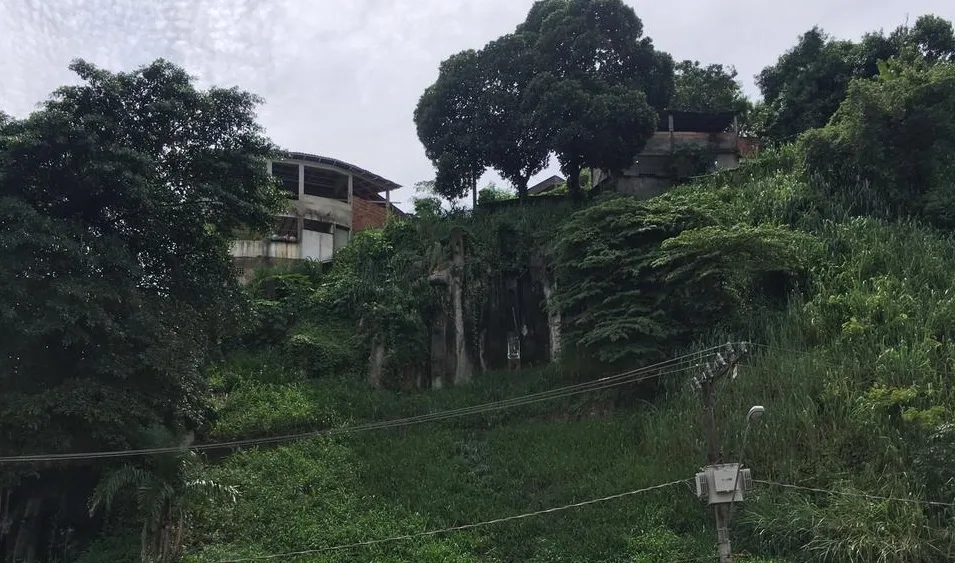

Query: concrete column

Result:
[297,163,304,198]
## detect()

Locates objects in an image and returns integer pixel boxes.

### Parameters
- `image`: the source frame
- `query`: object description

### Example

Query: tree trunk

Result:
[11,496,41,563]
[566,163,583,204]
[541,270,562,363]
[449,229,473,385]
[516,175,530,201]
[368,336,386,389]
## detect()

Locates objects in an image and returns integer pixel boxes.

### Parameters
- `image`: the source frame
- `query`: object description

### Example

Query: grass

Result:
[88,155,955,562]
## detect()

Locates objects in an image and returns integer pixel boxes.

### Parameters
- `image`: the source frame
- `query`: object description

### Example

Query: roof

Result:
[282,151,402,195]
[527,174,566,195]
[657,111,737,133]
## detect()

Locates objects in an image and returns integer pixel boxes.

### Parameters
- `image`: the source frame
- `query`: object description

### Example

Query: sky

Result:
[1,0,952,211]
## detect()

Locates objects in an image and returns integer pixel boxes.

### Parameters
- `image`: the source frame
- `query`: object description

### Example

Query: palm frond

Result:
[89,465,154,516]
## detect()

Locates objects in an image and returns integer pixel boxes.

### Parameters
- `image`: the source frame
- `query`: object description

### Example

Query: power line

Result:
[213,479,689,562]
[756,480,955,508]
[0,346,730,464]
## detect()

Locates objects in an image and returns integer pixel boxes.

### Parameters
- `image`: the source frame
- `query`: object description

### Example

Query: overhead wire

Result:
[0,344,735,464]
[755,480,955,508]
[212,479,689,562]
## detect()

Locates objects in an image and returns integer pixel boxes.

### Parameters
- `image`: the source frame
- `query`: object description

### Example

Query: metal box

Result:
[695,464,752,505]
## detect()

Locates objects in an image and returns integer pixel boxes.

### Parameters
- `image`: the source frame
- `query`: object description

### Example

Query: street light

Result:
[728,405,765,523]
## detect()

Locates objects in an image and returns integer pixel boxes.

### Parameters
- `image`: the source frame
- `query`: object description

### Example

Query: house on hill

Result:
[527,174,566,196]
[232,152,404,281]
[593,110,759,198]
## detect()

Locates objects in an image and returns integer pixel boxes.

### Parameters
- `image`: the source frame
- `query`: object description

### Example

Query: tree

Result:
[670,60,750,115]
[414,51,487,201]
[477,182,515,204]
[800,58,955,228]
[757,15,955,142]
[477,33,551,199]
[756,27,858,142]
[89,432,238,563]
[0,58,279,561]
[518,0,674,202]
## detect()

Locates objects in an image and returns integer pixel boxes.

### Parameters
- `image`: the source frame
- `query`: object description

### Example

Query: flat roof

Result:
[282,151,402,194]
[657,111,737,133]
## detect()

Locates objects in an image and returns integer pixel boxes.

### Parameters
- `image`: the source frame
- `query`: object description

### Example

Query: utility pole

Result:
[691,342,751,563]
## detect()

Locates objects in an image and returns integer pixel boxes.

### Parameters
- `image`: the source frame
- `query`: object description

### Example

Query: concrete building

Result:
[593,110,759,198]
[232,152,402,280]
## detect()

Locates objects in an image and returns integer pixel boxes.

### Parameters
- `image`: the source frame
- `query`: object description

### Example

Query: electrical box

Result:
[694,464,752,505]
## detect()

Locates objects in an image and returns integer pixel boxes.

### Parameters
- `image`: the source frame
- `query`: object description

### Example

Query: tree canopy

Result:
[757,14,955,142]
[0,58,279,559]
[414,0,674,202]
[669,60,750,115]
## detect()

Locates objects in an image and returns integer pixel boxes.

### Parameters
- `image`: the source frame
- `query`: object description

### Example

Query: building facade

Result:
[593,110,759,198]
[232,152,401,280]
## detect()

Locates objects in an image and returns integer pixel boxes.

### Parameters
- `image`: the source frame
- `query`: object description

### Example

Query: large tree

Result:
[519,0,674,201]
[757,14,955,142]
[669,60,750,115]
[414,0,674,203]
[518,0,673,203]
[477,33,551,199]
[0,59,279,561]
[414,50,487,201]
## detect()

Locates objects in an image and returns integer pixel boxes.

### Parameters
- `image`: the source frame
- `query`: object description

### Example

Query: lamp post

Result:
[728,405,765,524]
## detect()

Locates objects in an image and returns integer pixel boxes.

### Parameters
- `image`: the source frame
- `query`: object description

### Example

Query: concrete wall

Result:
[231,239,301,260]
[301,230,334,262]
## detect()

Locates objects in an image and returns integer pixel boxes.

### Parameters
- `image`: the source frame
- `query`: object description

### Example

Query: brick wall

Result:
[352,196,389,232]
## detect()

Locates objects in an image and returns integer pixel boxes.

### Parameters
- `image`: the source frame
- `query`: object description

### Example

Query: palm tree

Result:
[89,443,237,563]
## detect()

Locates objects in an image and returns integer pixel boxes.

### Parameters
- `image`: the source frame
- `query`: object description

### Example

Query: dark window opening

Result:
[270,216,298,242]
[271,162,300,199]
[303,219,333,234]
[334,225,350,251]
[303,165,349,201]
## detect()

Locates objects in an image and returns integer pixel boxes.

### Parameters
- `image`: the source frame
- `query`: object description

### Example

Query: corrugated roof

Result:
[282,151,402,194]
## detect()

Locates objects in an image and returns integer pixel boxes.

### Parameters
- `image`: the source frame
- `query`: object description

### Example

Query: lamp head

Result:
[747,405,765,422]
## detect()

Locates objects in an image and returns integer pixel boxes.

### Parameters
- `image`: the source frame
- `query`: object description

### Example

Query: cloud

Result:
[2,0,951,210]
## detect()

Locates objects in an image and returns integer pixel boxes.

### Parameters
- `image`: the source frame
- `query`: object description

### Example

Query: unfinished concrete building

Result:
[593,110,759,198]
[232,152,402,281]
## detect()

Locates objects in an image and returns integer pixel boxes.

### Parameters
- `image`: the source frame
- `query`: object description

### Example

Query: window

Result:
[333,226,350,251]
[271,162,299,199]
[302,219,333,234]
[303,165,349,201]
[270,216,298,242]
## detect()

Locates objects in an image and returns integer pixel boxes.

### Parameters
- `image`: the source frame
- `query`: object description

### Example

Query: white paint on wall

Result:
[301,229,334,262]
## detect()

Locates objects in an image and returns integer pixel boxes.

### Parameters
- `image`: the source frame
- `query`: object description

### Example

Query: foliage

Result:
[414,50,487,200]
[757,14,955,142]
[670,59,751,116]
[799,59,955,228]
[552,191,818,368]
[89,429,238,563]
[0,58,279,561]
[477,33,552,198]
[415,0,674,201]
[477,182,515,204]
[518,0,673,201]
[317,221,440,386]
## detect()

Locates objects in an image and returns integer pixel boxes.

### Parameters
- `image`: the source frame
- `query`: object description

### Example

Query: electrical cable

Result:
[755,480,955,508]
[212,479,689,562]
[0,345,733,464]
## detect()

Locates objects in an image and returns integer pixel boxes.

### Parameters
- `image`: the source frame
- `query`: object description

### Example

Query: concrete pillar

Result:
[297,163,304,198]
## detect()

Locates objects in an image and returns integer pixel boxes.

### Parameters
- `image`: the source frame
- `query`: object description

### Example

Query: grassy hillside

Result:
[81,58,955,562]
[83,164,955,562]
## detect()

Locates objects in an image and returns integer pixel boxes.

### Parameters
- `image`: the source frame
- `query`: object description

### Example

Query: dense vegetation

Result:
[4,1,955,562]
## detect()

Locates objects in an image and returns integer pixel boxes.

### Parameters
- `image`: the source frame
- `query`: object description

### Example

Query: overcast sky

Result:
[1,0,951,210]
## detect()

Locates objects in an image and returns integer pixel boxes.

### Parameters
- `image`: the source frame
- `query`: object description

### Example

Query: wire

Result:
[755,480,955,508]
[213,479,689,562]
[0,346,731,464]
